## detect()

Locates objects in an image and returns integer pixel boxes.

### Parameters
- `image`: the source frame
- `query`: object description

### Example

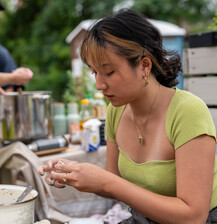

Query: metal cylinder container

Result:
[0,91,52,142]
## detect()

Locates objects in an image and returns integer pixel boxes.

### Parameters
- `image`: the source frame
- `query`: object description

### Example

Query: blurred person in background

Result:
[0,1,33,94]
[0,0,4,10]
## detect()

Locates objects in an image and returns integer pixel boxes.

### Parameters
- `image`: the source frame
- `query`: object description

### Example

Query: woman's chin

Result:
[110,101,125,107]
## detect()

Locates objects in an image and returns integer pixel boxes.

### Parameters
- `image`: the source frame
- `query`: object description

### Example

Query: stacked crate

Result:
[183,32,217,133]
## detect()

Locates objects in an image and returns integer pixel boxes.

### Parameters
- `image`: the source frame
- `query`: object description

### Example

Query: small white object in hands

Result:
[55,160,67,173]
[57,160,66,165]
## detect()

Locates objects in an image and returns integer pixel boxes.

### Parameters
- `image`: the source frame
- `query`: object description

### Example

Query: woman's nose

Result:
[95,76,107,91]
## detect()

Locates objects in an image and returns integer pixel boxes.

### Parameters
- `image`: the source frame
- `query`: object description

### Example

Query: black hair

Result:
[81,9,182,87]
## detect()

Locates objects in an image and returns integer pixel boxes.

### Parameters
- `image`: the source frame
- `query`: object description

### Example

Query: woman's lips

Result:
[104,94,114,101]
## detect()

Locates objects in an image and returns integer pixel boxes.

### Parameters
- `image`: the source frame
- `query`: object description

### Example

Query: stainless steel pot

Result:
[0,91,52,142]
[0,185,38,224]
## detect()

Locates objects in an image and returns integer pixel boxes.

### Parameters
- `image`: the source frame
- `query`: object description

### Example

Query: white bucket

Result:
[0,185,38,224]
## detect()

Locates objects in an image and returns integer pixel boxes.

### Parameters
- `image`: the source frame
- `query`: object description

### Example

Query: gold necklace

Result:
[132,84,160,144]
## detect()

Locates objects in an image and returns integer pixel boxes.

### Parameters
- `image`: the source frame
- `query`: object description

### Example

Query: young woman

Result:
[38,9,217,223]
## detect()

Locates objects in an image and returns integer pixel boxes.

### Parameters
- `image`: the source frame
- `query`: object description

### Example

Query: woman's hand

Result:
[38,158,74,187]
[38,158,111,194]
[50,162,109,193]
[38,158,73,174]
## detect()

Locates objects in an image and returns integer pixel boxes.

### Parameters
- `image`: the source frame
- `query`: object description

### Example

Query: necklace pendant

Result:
[139,137,142,144]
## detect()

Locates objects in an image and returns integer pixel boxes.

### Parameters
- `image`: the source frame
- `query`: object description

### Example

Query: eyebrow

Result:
[88,63,113,69]
[102,63,111,67]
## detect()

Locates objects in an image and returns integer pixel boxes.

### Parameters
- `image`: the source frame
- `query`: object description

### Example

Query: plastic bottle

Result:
[86,94,95,118]
[94,92,107,120]
[79,99,91,131]
[94,92,107,145]
[67,102,80,143]
[52,102,67,136]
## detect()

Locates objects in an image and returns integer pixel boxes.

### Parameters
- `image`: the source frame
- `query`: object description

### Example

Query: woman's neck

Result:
[129,79,161,120]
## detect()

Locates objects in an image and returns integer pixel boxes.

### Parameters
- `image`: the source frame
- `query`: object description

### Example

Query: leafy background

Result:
[0,0,216,102]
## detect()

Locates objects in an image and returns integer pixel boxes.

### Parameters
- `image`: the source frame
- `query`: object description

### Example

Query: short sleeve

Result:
[166,91,216,150]
[0,45,17,72]
[105,104,116,143]
[105,104,125,143]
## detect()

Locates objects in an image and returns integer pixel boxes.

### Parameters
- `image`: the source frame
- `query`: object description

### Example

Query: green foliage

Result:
[63,66,96,105]
[0,0,123,101]
[62,70,78,104]
[0,0,216,102]
[209,9,217,30]
[25,67,70,102]
[132,0,216,26]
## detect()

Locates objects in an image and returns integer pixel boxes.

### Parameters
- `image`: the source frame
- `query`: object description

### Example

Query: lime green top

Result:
[105,88,217,210]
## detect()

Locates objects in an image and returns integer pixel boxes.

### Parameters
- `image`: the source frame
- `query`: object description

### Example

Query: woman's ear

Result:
[141,57,152,87]
[141,57,152,75]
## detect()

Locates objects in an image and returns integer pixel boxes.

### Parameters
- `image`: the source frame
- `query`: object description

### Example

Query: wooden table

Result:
[39,144,107,166]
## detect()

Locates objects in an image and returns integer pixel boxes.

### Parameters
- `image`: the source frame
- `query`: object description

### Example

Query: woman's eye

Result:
[91,71,97,76]
[106,71,114,76]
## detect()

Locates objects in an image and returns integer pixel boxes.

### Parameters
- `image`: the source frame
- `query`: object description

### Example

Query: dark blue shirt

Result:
[0,45,19,90]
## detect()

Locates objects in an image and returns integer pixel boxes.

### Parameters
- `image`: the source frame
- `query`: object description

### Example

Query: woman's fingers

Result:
[38,165,50,176]
[50,171,70,183]
[46,158,74,168]
[38,164,56,176]
[53,179,66,188]
[38,159,74,174]
[43,173,66,188]
[46,159,59,168]
[54,161,78,173]
[47,171,68,188]
[38,159,78,188]
[44,173,55,186]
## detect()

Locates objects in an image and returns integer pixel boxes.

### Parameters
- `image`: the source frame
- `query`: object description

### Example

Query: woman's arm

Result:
[106,139,121,176]
[104,134,216,224]
[40,135,216,224]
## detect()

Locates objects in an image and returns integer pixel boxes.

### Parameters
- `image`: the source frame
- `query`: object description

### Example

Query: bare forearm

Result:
[0,73,14,86]
[104,174,206,224]
[96,192,114,199]
[0,68,33,87]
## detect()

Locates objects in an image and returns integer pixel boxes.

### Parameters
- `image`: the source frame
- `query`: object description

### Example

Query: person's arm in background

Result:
[0,45,33,92]
[0,67,33,87]
[0,87,5,94]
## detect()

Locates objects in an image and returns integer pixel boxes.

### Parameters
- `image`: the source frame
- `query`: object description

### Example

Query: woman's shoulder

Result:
[107,103,126,117]
[106,104,126,142]
[167,88,211,129]
[166,88,216,149]
[169,88,208,113]
[106,104,126,131]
